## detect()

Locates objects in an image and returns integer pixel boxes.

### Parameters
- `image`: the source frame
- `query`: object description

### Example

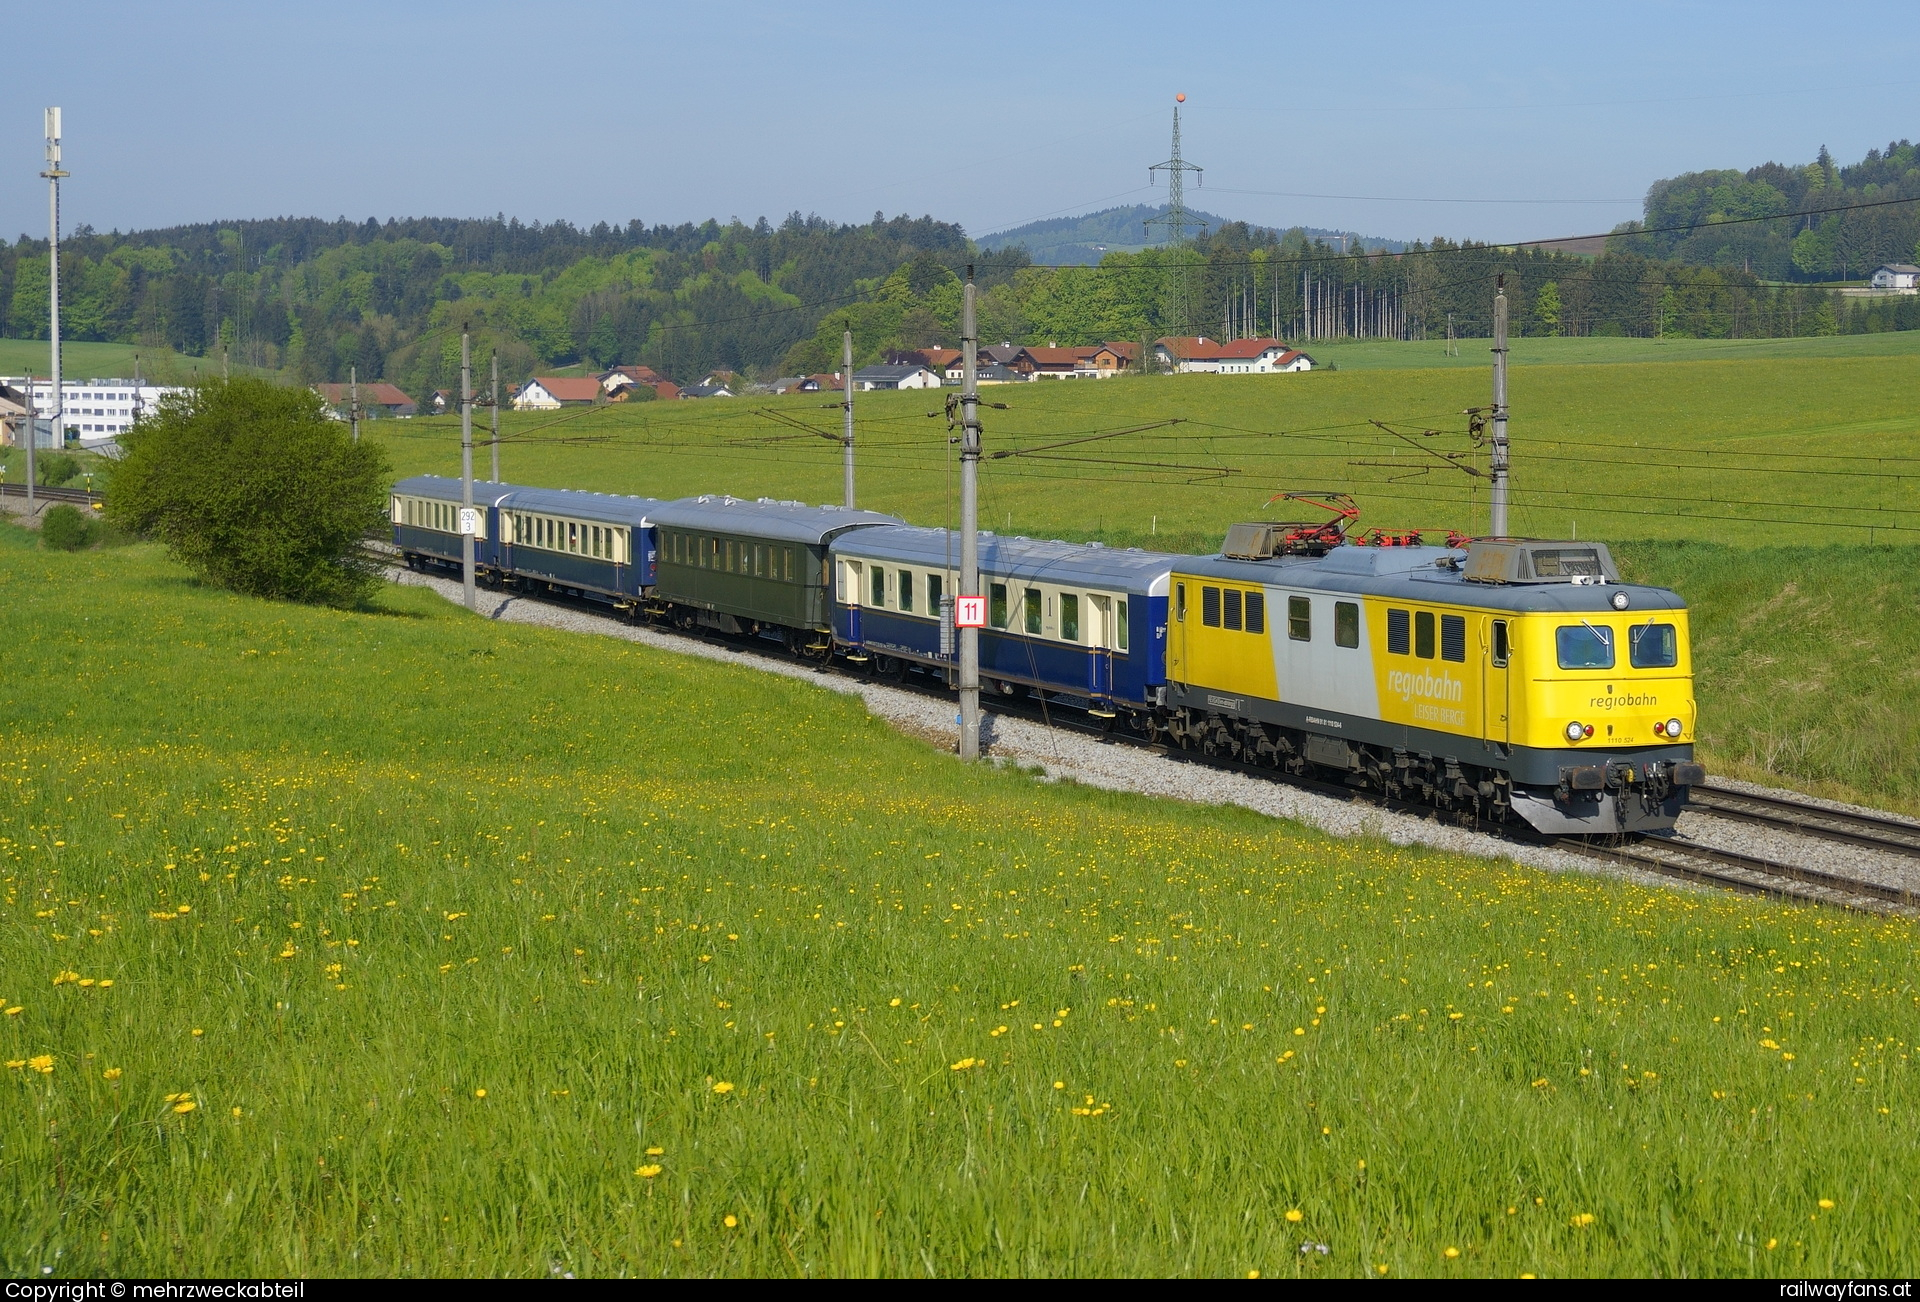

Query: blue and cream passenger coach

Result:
[830,527,1174,715]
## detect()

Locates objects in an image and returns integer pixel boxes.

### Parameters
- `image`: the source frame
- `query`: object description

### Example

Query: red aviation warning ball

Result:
[1175,92,1186,102]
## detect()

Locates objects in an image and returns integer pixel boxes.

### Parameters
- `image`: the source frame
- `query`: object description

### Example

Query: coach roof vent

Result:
[1463,539,1619,585]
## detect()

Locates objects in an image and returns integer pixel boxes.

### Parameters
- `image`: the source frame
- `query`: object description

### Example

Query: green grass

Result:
[1303,331,1920,370]
[3,536,1918,1277]
[0,340,227,385]
[377,347,1920,555]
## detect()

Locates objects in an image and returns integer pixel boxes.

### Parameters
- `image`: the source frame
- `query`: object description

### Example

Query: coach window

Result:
[1335,601,1360,649]
[570,522,580,552]
[871,565,886,607]
[900,570,915,613]
[1116,599,1129,651]
[1060,593,1080,642]
[1287,595,1311,641]
[783,548,794,581]
[1222,590,1243,631]
[1414,611,1436,659]
[1491,619,1509,667]
[1246,592,1265,635]
[1201,586,1221,627]
[928,573,943,611]
[1024,588,1042,635]
[1440,614,1466,662]
[754,545,764,577]
[1629,623,1677,669]
[990,582,1008,628]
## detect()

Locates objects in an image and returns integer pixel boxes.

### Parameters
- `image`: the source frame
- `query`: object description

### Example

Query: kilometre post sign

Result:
[955,595,986,628]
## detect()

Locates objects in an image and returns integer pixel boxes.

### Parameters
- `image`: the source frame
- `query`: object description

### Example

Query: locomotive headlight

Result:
[1566,720,1586,742]
[1611,591,1630,610]
[1665,717,1683,739]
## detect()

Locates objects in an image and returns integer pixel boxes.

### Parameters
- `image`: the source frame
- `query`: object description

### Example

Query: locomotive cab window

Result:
[1491,619,1509,667]
[1414,611,1436,659]
[1175,583,1186,623]
[1629,622,1678,669]
[1288,596,1310,642]
[1556,624,1616,670]
[1335,601,1360,649]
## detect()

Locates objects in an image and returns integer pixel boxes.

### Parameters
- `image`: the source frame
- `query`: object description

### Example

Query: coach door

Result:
[1484,617,1511,745]
[1087,594,1115,698]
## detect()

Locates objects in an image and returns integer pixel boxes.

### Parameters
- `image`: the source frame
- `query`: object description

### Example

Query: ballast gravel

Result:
[385,568,1900,899]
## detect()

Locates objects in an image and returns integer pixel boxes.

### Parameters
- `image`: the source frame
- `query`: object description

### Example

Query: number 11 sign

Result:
[955,595,987,628]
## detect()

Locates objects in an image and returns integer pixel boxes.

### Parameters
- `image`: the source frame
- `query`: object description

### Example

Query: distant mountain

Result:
[978,204,1407,265]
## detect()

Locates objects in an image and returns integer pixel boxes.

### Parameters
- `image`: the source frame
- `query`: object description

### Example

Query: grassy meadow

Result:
[372,344,1920,809]
[3,533,1919,1278]
[0,339,231,385]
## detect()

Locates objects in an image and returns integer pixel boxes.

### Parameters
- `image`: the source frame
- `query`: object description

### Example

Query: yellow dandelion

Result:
[1174,1059,1187,1068]
[1818,1199,1835,1210]
[950,1058,977,1071]
[889,998,901,1007]
[1570,1213,1596,1228]
[1293,1027,1305,1036]
[1443,1246,1460,1259]
[192,1028,204,1038]
[97,981,111,988]
[3,1007,20,1016]
[1376,1265,1389,1276]
[103,1067,122,1080]
[27,1055,54,1074]
[645,1146,664,1156]
[473,1088,487,1098]
[231,1107,242,1117]
[713,1081,734,1094]
[1053,1081,1064,1090]
[722,1214,738,1228]
[636,1164,663,1178]
[172,1099,196,1113]
[1285,1209,1303,1223]
[1766,1239,1778,1251]
[4,1061,24,1070]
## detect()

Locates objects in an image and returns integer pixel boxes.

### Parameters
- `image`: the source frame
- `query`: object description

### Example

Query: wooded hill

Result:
[1617,139,1920,281]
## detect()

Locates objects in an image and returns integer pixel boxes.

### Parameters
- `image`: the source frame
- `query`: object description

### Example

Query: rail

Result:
[0,482,101,507]
[1685,783,1920,860]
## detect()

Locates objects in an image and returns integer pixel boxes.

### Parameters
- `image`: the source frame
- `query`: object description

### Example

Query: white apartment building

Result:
[2,377,182,446]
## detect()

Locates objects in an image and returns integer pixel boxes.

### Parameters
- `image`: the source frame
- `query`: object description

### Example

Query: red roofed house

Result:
[1086,342,1137,376]
[514,376,603,411]
[313,382,417,418]
[1152,337,1312,374]
[598,364,668,397]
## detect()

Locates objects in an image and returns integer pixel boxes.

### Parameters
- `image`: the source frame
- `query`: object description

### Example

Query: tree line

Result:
[6,168,1916,398]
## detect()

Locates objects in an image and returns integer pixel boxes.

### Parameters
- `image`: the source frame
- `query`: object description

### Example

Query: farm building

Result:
[1152,336,1312,374]
[852,364,941,391]
[513,377,601,411]
[314,382,417,417]
[1869,264,1920,291]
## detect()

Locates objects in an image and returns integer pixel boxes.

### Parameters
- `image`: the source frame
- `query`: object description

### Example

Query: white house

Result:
[1150,337,1312,374]
[851,364,941,391]
[1869,264,1920,291]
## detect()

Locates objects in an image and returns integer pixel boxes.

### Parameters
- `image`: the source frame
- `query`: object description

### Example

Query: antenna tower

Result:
[1145,94,1205,342]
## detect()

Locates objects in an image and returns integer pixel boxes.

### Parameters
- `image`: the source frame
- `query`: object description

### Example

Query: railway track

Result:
[1684,783,1920,860]
[390,557,1920,921]
[0,482,101,507]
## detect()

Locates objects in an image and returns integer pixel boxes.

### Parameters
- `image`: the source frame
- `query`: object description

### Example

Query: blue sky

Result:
[5,0,1916,247]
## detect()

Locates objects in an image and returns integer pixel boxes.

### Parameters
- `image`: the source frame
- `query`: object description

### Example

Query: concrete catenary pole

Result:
[38,107,69,506]
[841,329,855,508]
[1489,275,1510,537]
[958,267,982,762]
[460,327,476,611]
[349,365,360,443]
[489,350,500,484]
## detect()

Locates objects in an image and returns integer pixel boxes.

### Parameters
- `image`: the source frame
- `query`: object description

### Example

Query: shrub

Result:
[40,504,93,551]
[37,452,79,486]
[105,378,391,606]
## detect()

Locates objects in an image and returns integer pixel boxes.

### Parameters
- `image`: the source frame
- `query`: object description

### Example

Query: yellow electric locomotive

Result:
[1158,527,1703,834]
